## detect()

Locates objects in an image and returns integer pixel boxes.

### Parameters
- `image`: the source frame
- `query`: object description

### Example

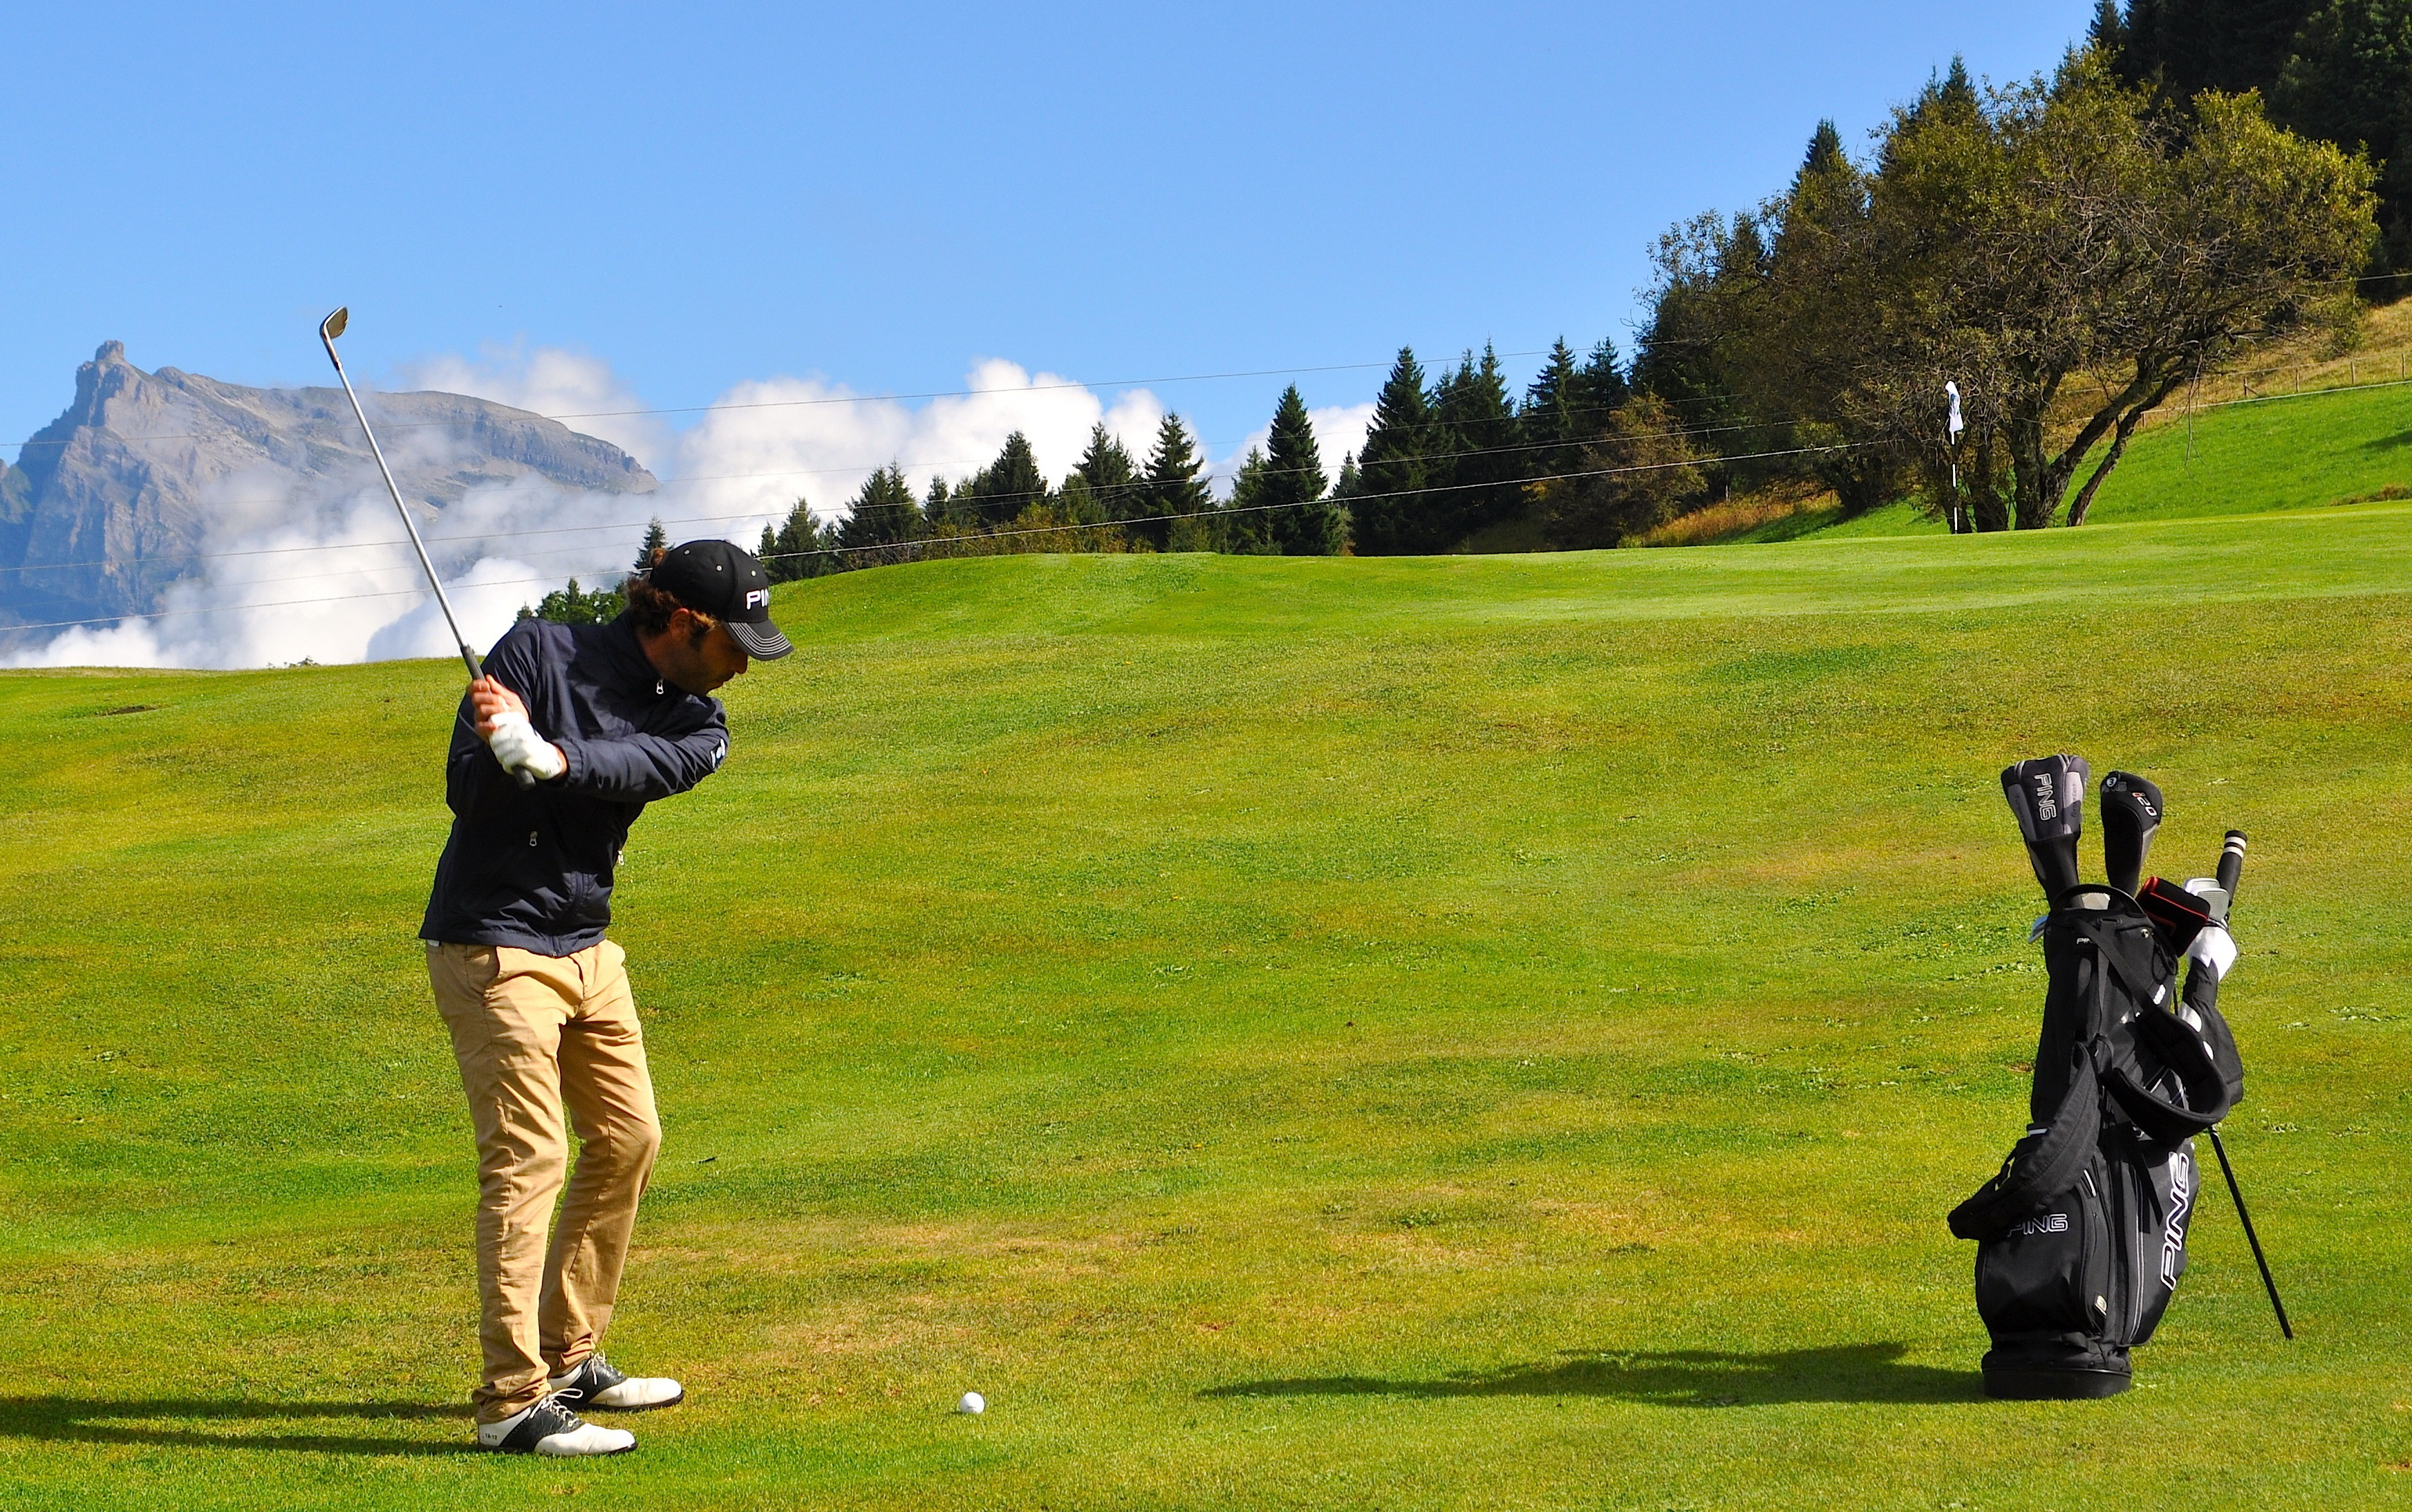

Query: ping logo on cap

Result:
[745,589,769,609]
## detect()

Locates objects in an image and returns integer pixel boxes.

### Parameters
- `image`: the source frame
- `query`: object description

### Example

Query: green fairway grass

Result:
[6,510,2412,1509]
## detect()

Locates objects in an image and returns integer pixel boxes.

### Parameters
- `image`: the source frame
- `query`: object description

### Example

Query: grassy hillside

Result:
[5,514,2412,1509]
[1697,304,2412,544]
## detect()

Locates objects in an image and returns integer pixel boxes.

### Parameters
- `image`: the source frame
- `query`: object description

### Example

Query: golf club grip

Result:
[2215,830,2247,905]
[462,653,537,790]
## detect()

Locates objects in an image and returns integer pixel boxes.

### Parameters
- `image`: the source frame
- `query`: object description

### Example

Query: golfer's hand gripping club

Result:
[485,710,566,782]
[472,678,565,783]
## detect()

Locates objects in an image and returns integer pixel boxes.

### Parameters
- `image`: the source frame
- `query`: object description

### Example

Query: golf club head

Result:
[2001,754,2089,899]
[2099,770,2162,897]
[320,306,348,344]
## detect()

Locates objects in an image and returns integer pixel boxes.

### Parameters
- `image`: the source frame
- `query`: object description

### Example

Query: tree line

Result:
[742,334,1740,586]
[753,386,1345,580]
[519,8,2400,625]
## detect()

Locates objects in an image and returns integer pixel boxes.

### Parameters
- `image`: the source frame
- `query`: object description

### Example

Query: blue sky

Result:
[4,1,2093,476]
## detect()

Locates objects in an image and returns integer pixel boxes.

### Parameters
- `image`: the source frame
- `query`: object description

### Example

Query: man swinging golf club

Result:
[421,539,792,1455]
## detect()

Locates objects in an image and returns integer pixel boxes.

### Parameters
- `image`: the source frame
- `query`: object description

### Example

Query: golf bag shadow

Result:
[1948,884,2245,1399]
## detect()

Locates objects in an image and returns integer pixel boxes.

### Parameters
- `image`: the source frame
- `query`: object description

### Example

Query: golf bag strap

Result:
[2103,1007,2232,1140]
[1948,1046,2104,1241]
[2086,924,2234,1139]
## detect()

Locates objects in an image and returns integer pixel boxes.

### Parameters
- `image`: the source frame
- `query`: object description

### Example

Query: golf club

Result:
[2100,770,2162,897]
[318,306,534,788]
[2001,755,2089,899]
[2198,828,2292,1340]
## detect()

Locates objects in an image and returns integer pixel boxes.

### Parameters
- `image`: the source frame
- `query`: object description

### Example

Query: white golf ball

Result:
[957,1391,986,1415]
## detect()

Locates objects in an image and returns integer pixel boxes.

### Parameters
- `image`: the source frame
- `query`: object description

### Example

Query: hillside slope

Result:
[2,525,2409,1509]
[1699,304,2412,544]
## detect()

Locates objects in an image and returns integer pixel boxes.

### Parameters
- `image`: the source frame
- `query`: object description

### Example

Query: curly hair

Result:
[624,548,722,642]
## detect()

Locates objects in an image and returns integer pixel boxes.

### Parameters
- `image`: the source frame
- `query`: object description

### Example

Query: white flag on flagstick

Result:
[1945,381,1965,444]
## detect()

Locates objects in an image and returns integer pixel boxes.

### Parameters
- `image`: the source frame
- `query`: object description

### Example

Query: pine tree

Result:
[1425,344,1522,545]
[1255,385,1345,555]
[1216,447,1271,553]
[1341,347,1434,554]
[2153,0,2319,95]
[1571,339,1629,431]
[634,517,668,572]
[1134,415,1209,550]
[2275,0,2412,268]
[1522,338,1584,482]
[923,476,970,532]
[761,498,823,582]
[1937,55,1979,116]
[2089,0,2131,62]
[957,431,1049,528]
[1074,424,1143,523]
[837,464,922,549]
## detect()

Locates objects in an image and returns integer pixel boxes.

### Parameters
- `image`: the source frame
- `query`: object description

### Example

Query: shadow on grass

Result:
[1202,1342,1981,1407]
[0,1397,476,1456]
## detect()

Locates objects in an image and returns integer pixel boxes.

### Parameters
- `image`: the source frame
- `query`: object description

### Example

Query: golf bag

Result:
[1950,766,2250,1399]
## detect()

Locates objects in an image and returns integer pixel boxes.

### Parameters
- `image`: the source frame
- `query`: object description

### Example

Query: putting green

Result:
[3,508,2409,1509]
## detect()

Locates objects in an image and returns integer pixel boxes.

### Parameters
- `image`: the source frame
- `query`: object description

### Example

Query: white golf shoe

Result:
[548,1352,686,1411]
[476,1394,636,1456]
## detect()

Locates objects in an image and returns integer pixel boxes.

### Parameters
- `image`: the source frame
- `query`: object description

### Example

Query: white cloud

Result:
[661,359,1170,527]
[3,351,1202,671]
[400,344,670,465]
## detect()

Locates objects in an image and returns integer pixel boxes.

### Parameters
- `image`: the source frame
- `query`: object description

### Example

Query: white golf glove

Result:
[2184,923,2238,982]
[486,709,566,781]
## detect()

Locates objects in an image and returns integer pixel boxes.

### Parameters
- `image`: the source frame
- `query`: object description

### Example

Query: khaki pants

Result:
[427,940,662,1421]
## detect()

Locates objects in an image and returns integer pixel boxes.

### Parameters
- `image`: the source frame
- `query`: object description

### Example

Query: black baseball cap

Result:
[648,539,793,659]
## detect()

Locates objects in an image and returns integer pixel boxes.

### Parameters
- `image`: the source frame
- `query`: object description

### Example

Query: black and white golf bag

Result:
[1950,760,2250,1399]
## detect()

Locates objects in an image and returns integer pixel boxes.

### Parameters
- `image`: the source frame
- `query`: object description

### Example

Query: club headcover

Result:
[2099,771,2162,897]
[2182,877,2232,925]
[2138,875,2214,953]
[2001,755,2089,898]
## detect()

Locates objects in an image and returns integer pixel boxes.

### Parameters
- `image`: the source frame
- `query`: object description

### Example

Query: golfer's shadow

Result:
[0,1397,476,1456]
[1202,1342,1980,1406]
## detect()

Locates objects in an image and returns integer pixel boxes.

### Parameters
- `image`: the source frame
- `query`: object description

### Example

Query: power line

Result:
[0,344,1576,453]
[8,351,2404,597]
[0,405,1787,579]
[0,441,1863,636]
[11,351,2403,583]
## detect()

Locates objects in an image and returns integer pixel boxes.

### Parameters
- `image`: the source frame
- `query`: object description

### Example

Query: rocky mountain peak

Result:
[0,344,660,637]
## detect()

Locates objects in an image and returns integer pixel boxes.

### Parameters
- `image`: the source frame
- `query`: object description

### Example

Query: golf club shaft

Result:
[2203,828,2287,1336]
[318,326,482,684]
[2207,1126,2292,1339]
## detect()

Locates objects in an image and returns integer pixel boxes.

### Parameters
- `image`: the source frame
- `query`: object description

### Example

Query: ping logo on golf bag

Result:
[2009,1213,2070,1237]
[2161,1150,2194,1291]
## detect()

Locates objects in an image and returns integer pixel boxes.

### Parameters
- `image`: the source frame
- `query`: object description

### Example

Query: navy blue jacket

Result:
[420,615,729,955]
